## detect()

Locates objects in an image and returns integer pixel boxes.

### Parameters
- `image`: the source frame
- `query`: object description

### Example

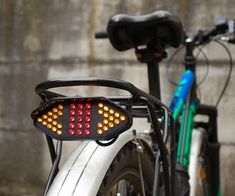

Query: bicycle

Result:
[31,10,234,196]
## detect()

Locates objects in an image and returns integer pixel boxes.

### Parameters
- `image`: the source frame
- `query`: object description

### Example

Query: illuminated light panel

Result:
[85,123,90,128]
[114,113,120,118]
[78,104,83,109]
[103,119,108,124]
[120,116,126,121]
[78,110,83,115]
[33,98,131,140]
[98,110,103,114]
[67,100,92,137]
[85,103,91,109]
[97,123,103,128]
[57,124,62,129]
[70,110,75,115]
[69,123,75,129]
[77,130,82,135]
[68,129,75,135]
[58,111,63,116]
[109,109,114,114]
[85,117,91,122]
[98,103,104,108]
[109,116,114,121]
[37,118,42,123]
[109,122,114,128]
[57,130,62,135]
[70,117,75,122]
[52,127,57,132]
[104,106,109,111]
[70,104,76,109]
[47,124,52,129]
[97,129,103,134]
[96,102,128,134]
[85,129,90,135]
[114,119,120,124]
[77,123,82,129]
[52,108,58,113]
[52,115,58,119]
[85,110,91,115]
[36,103,64,135]
[103,126,108,131]
[58,105,64,110]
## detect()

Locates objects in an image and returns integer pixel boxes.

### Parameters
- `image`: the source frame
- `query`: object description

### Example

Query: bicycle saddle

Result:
[107,10,183,51]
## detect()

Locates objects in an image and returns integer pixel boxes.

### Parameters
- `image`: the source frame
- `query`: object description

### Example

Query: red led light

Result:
[70,110,75,115]
[78,104,83,109]
[78,110,83,115]
[85,129,90,135]
[70,104,76,109]
[77,116,82,122]
[70,116,75,122]
[85,116,91,122]
[68,129,75,136]
[77,130,82,135]
[77,123,82,129]
[85,110,91,115]
[85,103,91,109]
[69,123,75,129]
[85,123,90,128]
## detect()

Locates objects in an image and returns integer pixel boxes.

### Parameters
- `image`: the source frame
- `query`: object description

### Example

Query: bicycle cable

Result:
[166,44,210,87]
[166,39,233,108]
[195,45,210,100]
[212,39,233,107]
[196,45,210,86]
[166,46,184,86]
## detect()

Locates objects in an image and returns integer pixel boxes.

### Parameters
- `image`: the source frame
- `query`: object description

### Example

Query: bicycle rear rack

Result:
[33,77,176,196]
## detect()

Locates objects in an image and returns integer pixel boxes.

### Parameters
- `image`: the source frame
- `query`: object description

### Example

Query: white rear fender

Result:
[47,130,151,196]
[189,128,205,196]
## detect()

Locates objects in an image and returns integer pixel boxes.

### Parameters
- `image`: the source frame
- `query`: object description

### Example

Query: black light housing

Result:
[31,97,133,141]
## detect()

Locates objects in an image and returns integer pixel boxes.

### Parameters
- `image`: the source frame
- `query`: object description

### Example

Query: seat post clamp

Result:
[135,47,167,63]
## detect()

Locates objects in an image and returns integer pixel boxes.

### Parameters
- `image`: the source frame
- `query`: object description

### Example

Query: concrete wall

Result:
[0,0,234,195]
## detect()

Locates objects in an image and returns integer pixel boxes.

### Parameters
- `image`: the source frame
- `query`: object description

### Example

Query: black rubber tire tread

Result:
[97,141,155,196]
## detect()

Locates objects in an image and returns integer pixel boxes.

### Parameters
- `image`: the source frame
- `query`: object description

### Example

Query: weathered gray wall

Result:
[0,0,234,195]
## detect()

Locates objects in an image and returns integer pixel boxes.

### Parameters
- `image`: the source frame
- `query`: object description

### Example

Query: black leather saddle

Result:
[107,10,183,51]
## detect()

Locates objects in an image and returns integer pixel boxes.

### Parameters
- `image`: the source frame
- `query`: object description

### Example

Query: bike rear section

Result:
[31,10,184,196]
[31,77,174,196]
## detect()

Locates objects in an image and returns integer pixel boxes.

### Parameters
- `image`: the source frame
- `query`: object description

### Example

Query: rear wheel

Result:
[196,148,211,196]
[97,142,155,196]
[189,129,214,196]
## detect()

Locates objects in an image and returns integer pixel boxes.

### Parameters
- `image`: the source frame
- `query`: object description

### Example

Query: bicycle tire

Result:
[198,132,220,196]
[189,129,215,196]
[97,141,155,196]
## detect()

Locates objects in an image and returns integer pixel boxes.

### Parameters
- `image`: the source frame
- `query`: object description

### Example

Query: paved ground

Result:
[0,179,42,196]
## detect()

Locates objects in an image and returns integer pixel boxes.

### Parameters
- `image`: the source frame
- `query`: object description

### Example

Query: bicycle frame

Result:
[168,38,221,196]
[169,69,196,166]
[31,20,225,196]
[35,76,175,196]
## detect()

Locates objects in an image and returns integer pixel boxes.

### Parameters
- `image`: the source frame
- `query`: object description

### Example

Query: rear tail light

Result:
[31,97,132,141]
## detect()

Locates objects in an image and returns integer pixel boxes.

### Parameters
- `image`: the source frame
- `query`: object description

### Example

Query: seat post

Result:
[147,60,161,100]
[135,45,167,100]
